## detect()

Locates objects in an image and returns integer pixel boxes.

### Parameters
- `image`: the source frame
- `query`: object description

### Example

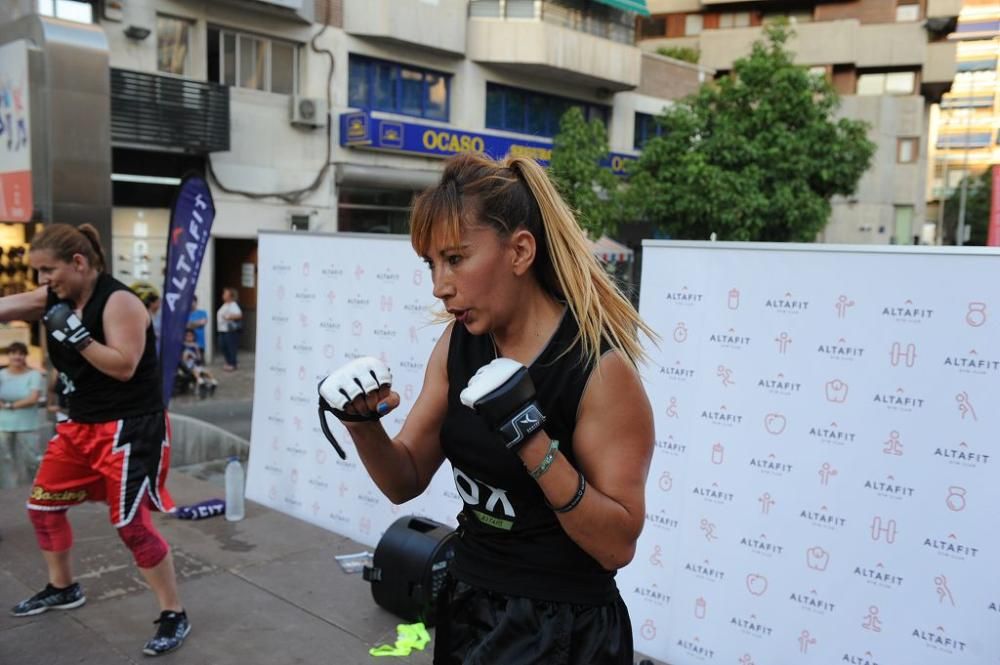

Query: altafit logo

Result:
[765,293,810,313]
[757,373,801,396]
[290,393,310,405]
[292,341,313,354]
[373,326,397,338]
[320,265,344,278]
[376,269,400,282]
[911,626,966,654]
[266,415,285,425]
[343,349,366,361]
[882,300,933,323]
[264,464,283,474]
[676,637,714,661]
[691,483,735,505]
[632,584,670,606]
[684,560,726,582]
[284,496,303,508]
[863,476,916,500]
[327,511,351,526]
[943,351,1000,375]
[346,294,371,308]
[789,590,836,615]
[646,510,680,531]
[800,506,848,530]
[730,615,773,638]
[294,290,316,301]
[272,262,292,273]
[398,357,426,372]
[664,286,704,304]
[357,492,380,507]
[284,443,307,456]
[749,454,793,476]
[817,338,865,360]
[403,300,430,313]
[307,477,329,489]
[701,406,743,426]
[873,388,925,412]
[989,601,1000,613]
[708,329,751,350]
[841,652,880,665]
[739,533,784,557]
[809,422,857,446]
[319,320,342,332]
[268,365,287,375]
[654,435,686,456]
[923,534,979,560]
[934,442,990,468]
[659,361,695,381]
[853,562,904,589]
[270,314,289,324]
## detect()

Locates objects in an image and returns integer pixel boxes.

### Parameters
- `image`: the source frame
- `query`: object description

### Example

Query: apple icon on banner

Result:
[764,413,786,435]
[746,573,768,596]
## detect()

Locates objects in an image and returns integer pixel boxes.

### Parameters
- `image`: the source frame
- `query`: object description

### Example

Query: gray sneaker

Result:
[10,583,86,616]
[142,610,191,656]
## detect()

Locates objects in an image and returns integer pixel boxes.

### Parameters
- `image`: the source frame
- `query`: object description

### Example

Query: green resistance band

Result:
[369,622,431,657]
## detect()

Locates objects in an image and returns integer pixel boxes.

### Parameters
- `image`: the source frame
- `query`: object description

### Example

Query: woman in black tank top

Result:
[326,154,656,664]
[0,223,190,656]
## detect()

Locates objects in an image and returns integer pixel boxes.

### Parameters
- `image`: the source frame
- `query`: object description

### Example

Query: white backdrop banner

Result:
[247,231,459,546]
[249,233,999,664]
[622,240,999,665]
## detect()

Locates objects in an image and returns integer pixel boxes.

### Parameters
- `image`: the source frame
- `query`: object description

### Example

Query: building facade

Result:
[638,0,961,244]
[1,0,707,356]
[926,0,999,242]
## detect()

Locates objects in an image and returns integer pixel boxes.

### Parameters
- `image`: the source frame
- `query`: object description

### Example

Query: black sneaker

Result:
[10,582,86,616]
[142,610,191,656]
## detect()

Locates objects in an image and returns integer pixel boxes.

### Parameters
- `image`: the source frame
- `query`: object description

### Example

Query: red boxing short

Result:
[27,411,175,527]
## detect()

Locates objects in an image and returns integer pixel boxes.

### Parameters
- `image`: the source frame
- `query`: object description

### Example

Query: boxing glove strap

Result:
[498,401,546,450]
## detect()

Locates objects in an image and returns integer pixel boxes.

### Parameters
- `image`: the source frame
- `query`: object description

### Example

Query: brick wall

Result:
[637,53,704,100]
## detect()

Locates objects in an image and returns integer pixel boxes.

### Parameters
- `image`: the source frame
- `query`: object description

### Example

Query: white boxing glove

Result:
[317,356,392,460]
[460,358,546,450]
[319,356,392,411]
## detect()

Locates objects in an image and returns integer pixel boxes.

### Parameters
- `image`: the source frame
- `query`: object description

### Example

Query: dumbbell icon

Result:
[889,342,917,368]
[871,516,897,544]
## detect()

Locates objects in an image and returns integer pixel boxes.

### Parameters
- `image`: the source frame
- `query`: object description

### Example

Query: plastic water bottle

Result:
[224,456,245,521]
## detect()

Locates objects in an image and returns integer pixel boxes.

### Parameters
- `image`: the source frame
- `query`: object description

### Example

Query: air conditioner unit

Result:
[290,96,328,129]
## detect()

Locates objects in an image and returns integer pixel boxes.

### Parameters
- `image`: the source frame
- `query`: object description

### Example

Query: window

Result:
[348,55,450,121]
[485,83,609,138]
[157,15,193,76]
[896,3,919,21]
[684,14,704,35]
[639,16,667,38]
[856,72,916,95]
[207,27,299,95]
[38,0,92,22]
[897,138,918,163]
[718,12,750,28]
[337,187,416,234]
[634,112,665,149]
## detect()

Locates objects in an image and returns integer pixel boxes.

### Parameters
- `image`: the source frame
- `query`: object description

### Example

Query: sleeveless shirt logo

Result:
[453,467,515,531]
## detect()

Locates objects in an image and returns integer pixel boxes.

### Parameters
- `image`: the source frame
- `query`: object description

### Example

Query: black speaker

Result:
[363,516,457,626]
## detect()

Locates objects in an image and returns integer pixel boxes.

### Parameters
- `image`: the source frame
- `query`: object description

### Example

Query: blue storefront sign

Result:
[340,111,636,176]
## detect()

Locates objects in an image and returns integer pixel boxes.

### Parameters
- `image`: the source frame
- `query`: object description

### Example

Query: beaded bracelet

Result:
[549,470,586,514]
[528,439,559,480]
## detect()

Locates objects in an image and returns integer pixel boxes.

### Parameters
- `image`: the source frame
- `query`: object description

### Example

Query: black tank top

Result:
[46,273,163,423]
[442,310,617,605]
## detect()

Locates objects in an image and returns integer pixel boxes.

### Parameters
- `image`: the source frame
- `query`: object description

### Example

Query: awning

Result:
[589,236,634,263]
[593,0,649,16]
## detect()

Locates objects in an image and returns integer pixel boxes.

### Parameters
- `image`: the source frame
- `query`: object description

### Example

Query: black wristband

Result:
[497,401,546,450]
[549,471,586,514]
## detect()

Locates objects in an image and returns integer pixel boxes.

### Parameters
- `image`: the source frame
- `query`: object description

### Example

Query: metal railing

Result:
[110,68,230,153]
[469,0,636,44]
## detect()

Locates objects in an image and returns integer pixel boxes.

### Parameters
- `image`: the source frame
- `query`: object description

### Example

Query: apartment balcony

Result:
[110,69,230,153]
[468,0,642,90]
[647,21,933,71]
[926,0,962,19]
[343,0,467,56]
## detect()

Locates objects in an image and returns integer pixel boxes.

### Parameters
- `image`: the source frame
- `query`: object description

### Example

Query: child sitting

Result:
[181,330,218,398]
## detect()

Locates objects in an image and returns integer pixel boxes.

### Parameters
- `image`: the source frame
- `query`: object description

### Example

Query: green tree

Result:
[549,106,622,238]
[627,24,876,241]
[941,167,992,245]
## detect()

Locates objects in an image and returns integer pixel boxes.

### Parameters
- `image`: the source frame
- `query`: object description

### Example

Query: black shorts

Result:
[434,578,633,665]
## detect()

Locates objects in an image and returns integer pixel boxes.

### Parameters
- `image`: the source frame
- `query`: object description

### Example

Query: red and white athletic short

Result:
[27,411,175,527]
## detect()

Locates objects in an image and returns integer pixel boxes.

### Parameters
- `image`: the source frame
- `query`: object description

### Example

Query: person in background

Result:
[181,329,218,397]
[216,287,242,371]
[186,295,208,356]
[143,293,162,356]
[0,341,44,489]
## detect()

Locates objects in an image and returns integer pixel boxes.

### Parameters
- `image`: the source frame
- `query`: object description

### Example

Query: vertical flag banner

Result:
[160,174,215,402]
[988,166,1000,247]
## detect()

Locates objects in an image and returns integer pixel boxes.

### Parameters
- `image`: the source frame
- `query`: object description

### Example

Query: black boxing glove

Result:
[460,358,546,450]
[43,302,93,351]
